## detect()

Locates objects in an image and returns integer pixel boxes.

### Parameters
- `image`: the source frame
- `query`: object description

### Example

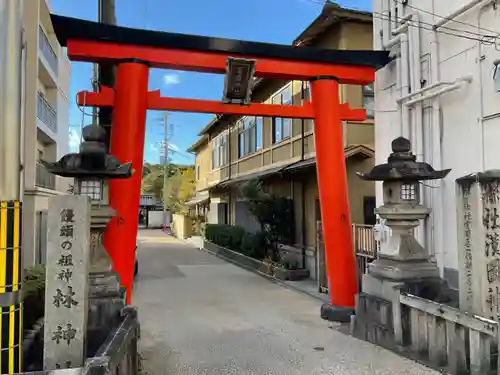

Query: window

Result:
[211,132,228,169]
[302,81,311,103]
[256,117,263,150]
[363,83,374,119]
[196,164,200,180]
[272,84,292,143]
[80,180,103,201]
[238,116,263,158]
[401,183,418,201]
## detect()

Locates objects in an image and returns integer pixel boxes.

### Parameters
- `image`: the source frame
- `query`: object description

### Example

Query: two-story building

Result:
[21,0,71,266]
[188,2,377,280]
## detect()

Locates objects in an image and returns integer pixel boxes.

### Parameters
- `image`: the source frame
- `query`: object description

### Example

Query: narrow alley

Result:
[134,230,437,375]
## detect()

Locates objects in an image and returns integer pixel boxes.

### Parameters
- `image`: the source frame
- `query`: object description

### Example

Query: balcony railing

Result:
[36,161,56,190]
[38,26,58,73]
[37,92,57,132]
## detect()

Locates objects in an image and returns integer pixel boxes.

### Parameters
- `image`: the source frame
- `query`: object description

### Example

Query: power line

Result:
[301,0,499,45]
[395,0,500,35]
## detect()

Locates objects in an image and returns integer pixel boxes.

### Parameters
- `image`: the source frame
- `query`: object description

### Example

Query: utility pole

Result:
[97,0,116,149]
[162,112,170,232]
[0,0,24,373]
[91,0,102,126]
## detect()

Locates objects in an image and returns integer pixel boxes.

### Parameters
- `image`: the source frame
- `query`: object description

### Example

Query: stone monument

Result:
[44,194,91,370]
[353,137,451,346]
[456,171,500,320]
[42,122,132,368]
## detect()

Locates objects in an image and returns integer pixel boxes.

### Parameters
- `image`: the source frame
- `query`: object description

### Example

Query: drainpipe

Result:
[396,80,455,103]
[391,10,428,257]
[409,12,426,248]
[390,0,397,32]
[385,33,410,139]
[19,28,26,200]
[430,26,444,271]
[381,0,391,46]
[403,77,472,106]
[476,1,494,171]
[433,0,490,30]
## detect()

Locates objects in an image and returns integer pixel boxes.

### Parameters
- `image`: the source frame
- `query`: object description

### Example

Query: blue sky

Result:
[52,0,371,164]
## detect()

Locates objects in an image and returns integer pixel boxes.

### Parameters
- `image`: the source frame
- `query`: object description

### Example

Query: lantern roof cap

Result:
[357,137,451,182]
[42,124,133,179]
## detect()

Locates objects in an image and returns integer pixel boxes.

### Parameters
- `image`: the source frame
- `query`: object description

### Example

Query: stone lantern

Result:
[357,136,450,282]
[352,136,451,348]
[42,123,132,342]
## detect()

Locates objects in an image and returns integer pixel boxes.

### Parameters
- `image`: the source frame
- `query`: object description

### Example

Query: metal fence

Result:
[37,92,57,133]
[38,26,58,74]
[352,224,378,287]
[83,307,140,375]
[35,161,56,190]
[316,223,378,293]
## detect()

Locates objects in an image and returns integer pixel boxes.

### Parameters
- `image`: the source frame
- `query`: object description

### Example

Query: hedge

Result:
[204,224,246,252]
[204,224,267,260]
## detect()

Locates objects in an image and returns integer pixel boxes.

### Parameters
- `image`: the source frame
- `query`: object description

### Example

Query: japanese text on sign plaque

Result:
[44,195,91,371]
[52,208,79,345]
[482,182,500,319]
[463,186,474,306]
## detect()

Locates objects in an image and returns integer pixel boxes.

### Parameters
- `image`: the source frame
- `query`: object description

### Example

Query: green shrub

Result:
[241,179,295,260]
[204,224,246,251]
[23,264,46,332]
[240,231,267,260]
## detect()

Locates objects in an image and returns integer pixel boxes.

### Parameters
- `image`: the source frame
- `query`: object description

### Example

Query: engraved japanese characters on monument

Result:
[44,195,91,370]
[457,173,500,319]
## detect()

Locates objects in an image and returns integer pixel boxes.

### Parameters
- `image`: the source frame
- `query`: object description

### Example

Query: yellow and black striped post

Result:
[0,201,22,374]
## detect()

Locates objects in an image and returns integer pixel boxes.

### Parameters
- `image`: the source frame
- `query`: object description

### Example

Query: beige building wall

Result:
[22,0,71,267]
[194,140,211,192]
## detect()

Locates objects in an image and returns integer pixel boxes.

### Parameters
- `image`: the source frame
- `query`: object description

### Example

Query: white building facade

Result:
[21,0,71,266]
[373,0,500,291]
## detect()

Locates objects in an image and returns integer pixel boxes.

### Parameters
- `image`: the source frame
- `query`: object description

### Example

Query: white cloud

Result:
[151,142,179,153]
[163,74,180,86]
[68,128,81,151]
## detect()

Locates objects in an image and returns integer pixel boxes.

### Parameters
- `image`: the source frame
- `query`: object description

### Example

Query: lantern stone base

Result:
[367,257,440,282]
[320,303,354,323]
[88,270,124,352]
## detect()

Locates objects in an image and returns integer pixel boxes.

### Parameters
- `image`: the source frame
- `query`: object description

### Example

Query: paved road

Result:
[134,229,437,375]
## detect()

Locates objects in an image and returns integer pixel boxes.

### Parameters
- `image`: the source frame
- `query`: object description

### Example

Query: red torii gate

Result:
[51,14,389,321]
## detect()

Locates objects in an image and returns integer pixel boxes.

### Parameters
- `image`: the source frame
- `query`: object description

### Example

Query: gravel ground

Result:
[133,230,438,375]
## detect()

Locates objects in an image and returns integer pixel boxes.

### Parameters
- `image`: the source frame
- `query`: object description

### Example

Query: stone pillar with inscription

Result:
[456,171,500,320]
[44,195,91,369]
[42,122,133,367]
